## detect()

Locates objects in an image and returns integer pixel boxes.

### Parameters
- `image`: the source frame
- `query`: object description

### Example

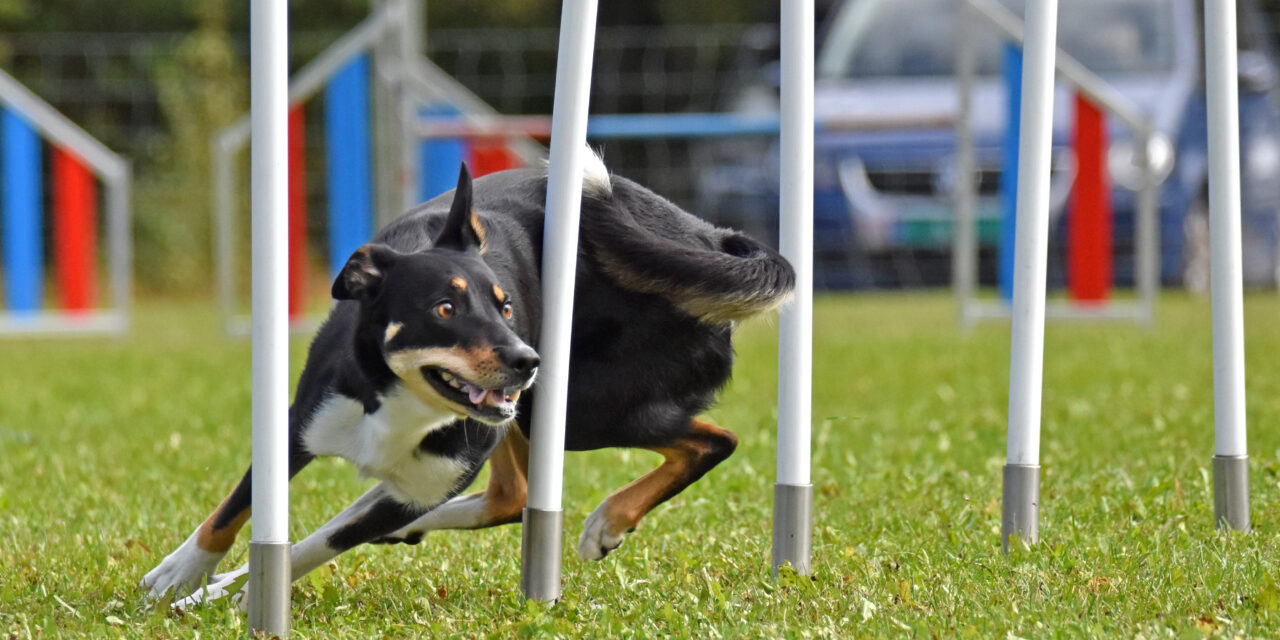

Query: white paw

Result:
[174,565,249,612]
[140,532,226,600]
[577,502,629,561]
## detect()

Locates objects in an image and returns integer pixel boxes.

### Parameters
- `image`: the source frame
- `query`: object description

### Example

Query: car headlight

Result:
[1246,135,1280,178]
[1107,133,1174,191]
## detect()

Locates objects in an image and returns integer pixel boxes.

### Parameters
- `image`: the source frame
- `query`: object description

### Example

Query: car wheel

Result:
[1182,197,1211,294]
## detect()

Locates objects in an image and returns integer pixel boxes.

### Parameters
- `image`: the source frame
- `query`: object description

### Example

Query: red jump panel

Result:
[52,148,97,313]
[467,142,519,177]
[289,106,310,319]
[1068,93,1112,303]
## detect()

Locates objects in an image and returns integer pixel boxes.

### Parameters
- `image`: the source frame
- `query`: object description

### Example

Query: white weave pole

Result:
[1001,0,1058,553]
[772,0,815,576]
[247,0,291,634]
[1205,0,1250,531]
[520,0,599,602]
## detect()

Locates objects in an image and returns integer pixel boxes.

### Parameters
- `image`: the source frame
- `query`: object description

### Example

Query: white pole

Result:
[521,0,598,602]
[1001,0,1057,552]
[772,0,814,577]
[954,0,978,328]
[398,0,423,213]
[1204,0,1250,530]
[248,0,291,634]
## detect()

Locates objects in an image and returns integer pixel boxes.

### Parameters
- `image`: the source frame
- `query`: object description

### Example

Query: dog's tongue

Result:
[466,385,512,406]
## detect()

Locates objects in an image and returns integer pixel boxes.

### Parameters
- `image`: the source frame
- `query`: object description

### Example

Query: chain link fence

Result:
[4,24,775,193]
[1,25,776,291]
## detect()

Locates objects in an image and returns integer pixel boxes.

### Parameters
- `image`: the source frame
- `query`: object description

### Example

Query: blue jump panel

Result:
[324,54,374,278]
[999,43,1022,302]
[2,108,43,313]
[419,104,466,202]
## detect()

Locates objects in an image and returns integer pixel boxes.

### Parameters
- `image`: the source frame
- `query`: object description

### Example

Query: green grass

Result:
[4,293,1280,638]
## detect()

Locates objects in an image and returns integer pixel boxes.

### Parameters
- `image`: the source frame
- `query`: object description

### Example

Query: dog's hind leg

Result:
[375,427,529,543]
[141,443,315,600]
[578,418,737,561]
[174,482,427,610]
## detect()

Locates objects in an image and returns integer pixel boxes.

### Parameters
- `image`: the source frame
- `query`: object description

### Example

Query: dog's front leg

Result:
[141,470,257,600]
[173,482,425,610]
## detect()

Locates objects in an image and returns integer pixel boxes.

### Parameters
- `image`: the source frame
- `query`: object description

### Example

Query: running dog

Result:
[141,150,794,605]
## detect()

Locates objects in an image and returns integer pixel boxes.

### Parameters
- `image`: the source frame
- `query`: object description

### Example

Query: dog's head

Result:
[332,164,538,425]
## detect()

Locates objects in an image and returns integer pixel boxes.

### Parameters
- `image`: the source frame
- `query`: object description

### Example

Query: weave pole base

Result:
[1213,455,1250,532]
[1001,464,1039,553]
[772,483,813,577]
[247,540,290,638]
[520,507,563,602]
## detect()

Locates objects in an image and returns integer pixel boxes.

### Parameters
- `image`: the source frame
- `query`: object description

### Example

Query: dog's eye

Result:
[501,302,514,319]
[436,302,455,319]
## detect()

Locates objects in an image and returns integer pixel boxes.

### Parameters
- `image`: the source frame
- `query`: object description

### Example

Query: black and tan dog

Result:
[142,150,794,605]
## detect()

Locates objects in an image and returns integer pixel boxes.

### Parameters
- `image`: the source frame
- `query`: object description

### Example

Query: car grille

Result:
[864,169,1001,196]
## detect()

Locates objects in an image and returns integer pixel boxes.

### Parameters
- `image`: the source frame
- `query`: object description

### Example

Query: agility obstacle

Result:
[518,0,815,601]
[977,0,1251,551]
[215,0,538,336]
[0,68,131,335]
[240,0,813,621]
[954,0,1159,325]
[772,0,815,576]
[519,0,601,601]
[996,48,1111,304]
[997,0,1059,550]
[1204,0,1250,531]
[246,0,291,633]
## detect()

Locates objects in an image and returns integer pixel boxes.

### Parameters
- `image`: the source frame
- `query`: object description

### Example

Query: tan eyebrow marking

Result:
[451,277,468,292]
[492,284,506,302]
[384,322,403,342]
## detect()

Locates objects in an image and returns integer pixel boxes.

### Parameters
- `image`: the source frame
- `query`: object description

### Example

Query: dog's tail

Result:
[577,168,795,325]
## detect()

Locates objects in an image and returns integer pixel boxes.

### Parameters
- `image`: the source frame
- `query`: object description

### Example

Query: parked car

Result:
[698,0,1280,290]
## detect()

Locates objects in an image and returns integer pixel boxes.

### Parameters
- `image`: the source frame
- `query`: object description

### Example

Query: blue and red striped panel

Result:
[2,107,98,316]
[998,47,1114,304]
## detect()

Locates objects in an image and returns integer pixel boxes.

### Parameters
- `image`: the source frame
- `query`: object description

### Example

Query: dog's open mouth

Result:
[421,366,523,421]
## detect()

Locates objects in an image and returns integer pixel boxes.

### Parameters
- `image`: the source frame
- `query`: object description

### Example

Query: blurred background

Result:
[3,0,1280,330]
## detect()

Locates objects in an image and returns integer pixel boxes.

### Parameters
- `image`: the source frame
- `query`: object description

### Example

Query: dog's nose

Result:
[499,345,540,376]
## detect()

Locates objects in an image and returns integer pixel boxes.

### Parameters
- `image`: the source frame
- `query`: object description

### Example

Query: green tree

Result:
[135,0,244,291]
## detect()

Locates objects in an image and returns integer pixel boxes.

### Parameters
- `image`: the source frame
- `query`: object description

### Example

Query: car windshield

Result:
[817,0,1177,79]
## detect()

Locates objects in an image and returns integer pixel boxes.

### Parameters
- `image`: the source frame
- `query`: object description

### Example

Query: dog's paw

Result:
[577,503,631,561]
[174,565,249,612]
[140,532,226,600]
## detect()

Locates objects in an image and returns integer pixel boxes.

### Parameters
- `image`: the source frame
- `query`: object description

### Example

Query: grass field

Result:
[3,293,1280,638]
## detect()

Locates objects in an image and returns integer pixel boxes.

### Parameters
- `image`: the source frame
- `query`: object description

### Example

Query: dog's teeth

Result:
[440,371,454,382]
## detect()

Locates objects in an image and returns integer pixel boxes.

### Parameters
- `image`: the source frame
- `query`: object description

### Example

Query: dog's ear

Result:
[332,244,401,301]
[433,163,485,252]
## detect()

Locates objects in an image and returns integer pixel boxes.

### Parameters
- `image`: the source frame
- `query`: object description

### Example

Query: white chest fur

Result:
[302,390,469,507]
